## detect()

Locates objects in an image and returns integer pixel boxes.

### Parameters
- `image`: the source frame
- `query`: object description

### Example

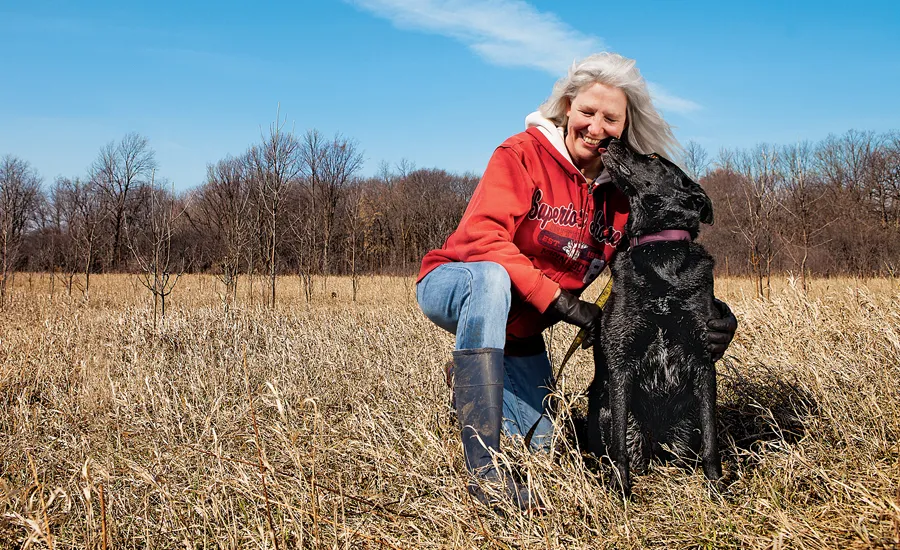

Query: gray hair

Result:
[539,52,681,161]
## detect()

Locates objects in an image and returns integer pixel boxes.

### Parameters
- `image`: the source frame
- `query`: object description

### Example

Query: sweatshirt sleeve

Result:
[446,146,560,313]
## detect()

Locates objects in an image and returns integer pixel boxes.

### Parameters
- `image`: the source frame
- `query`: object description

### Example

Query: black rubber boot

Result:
[452,348,536,512]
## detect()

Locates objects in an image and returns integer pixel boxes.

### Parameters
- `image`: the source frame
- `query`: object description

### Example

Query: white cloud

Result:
[347,0,700,114]
[346,0,601,74]
[647,83,702,114]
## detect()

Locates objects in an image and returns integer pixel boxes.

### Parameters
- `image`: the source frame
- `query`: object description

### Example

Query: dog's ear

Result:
[695,193,714,225]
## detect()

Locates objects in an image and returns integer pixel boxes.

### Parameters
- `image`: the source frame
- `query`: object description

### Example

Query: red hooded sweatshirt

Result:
[418,114,630,341]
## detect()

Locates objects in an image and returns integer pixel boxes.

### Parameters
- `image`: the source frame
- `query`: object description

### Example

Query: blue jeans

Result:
[416,261,555,451]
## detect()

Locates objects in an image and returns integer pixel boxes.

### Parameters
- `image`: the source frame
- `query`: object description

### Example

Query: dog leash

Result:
[523,275,614,448]
[554,274,614,381]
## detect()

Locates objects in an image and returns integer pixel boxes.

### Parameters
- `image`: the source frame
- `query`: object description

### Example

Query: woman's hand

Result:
[549,289,602,348]
[707,298,738,361]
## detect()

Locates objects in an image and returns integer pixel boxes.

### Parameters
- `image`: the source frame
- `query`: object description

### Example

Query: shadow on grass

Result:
[716,358,818,460]
[561,357,819,477]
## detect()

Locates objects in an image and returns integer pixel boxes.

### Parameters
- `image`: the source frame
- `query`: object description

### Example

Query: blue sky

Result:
[1,0,898,191]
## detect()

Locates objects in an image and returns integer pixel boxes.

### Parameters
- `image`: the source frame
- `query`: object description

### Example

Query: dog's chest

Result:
[605,244,715,398]
[633,325,694,401]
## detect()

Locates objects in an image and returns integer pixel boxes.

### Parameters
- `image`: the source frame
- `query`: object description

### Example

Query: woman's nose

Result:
[588,118,606,137]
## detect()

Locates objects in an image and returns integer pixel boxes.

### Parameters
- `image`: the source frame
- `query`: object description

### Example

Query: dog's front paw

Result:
[702,457,723,483]
[703,475,728,501]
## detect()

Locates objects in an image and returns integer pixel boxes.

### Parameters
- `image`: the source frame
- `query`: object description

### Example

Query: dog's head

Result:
[601,139,713,239]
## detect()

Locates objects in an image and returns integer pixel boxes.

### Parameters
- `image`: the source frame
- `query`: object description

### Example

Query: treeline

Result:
[0,119,476,305]
[1,121,898,304]
[692,130,900,295]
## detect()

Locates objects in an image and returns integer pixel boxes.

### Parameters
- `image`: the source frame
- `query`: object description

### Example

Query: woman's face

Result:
[565,82,628,178]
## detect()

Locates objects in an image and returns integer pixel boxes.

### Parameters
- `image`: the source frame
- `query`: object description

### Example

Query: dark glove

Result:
[707,298,738,362]
[549,289,602,349]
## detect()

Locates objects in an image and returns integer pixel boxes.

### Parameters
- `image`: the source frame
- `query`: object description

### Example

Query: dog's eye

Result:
[648,154,659,160]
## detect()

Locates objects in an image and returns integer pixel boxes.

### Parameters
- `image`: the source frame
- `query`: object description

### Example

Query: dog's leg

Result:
[609,365,633,497]
[587,344,611,457]
[696,362,723,482]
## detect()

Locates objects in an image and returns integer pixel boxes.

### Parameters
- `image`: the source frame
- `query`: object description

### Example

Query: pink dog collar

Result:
[630,229,692,248]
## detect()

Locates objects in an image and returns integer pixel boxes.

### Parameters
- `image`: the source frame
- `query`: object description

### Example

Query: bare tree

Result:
[0,155,42,304]
[319,134,363,290]
[293,130,365,295]
[50,177,106,297]
[90,132,157,269]
[127,174,185,328]
[250,111,303,307]
[379,167,474,272]
[718,145,782,297]
[683,141,711,181]
[343,182,368,301]
[814,130,884,274]
[816,130,877,196]
[190,155,253,311]
[39,179,70,295]
[863,132,900,228]
[295,129,327,300]
[350,175,392,274]
[778,142,829,291]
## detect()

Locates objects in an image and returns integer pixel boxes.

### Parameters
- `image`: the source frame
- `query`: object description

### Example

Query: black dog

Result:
[586,139,721,496]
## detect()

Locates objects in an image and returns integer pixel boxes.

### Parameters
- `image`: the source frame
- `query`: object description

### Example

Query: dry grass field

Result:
[0,272,898,549]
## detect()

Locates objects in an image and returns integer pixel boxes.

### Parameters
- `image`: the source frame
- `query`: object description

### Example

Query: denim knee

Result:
[417,261,512,350]
[467,262,511,312]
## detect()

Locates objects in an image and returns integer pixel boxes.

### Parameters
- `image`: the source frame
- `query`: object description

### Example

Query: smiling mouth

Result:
[582,134,616,151]
[582,135,602,147]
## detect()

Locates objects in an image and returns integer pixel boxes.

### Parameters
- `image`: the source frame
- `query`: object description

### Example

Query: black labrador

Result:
[586,139,721,497]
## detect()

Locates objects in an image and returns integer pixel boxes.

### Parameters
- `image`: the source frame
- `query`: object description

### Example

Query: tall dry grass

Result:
[0,273,898,548]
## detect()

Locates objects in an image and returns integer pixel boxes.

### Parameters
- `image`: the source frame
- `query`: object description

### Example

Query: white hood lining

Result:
[524,111,611,185]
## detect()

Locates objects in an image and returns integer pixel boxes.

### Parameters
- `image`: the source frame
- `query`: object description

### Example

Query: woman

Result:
[416,52,737,510]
